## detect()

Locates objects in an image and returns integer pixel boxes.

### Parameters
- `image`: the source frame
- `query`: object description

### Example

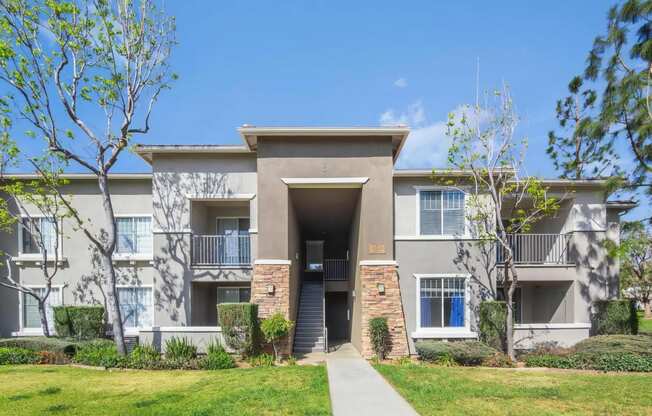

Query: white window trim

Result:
[413,273,476,338]
[117,284,154,333]
[414,186,469,238]
[16,215,64,260]
[113,214,153,260]
[16,284,64,336]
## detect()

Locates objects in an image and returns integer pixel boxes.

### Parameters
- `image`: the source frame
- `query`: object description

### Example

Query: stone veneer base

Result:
[251,262,293,355]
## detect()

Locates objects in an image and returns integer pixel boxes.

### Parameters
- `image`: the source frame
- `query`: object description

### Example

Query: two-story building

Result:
[0,127,634,357]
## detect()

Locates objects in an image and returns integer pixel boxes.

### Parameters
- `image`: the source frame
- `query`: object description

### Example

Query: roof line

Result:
[2,173,152,180]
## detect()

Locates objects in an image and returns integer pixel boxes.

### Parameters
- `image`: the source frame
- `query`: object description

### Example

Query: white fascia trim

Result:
[152,229,192,234]
[414,273,471,279]
[248,228,258,234]
[186,193,255,201]
[411,330,478,339]
[12,329,46,337]
[281,177,369,188]
[141,326,222,333]
[394,235,475,241]
[254,259,292,265]
[359,260,398,266]
[514,323,592,330]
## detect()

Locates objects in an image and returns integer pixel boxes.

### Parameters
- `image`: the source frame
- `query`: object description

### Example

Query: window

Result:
[116,217,152,254]
[419,276,466,329]
[419,190,465,236]
[216,218,250,264]
[21,217,57,254]
[23,287,61,332]
[118,287,153,328]
[306,240,324,271]
[216,287,251,324]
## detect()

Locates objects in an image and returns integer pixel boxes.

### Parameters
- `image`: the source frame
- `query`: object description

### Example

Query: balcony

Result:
[191,235,251,266]
[324,259,348,281]
[497,233,571,265]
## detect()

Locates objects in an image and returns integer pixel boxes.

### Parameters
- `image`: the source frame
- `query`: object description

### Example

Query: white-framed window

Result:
[116,216,152,255]
[19,216,57,255]
[22,287,62,332]
[117,286,153,328]
[216,286,251,324]
[416,274,470,332]
[417,188,466,236]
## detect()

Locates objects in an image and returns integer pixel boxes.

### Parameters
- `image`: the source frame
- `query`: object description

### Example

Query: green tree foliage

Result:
[606,221,652,317]
[0,0,176,355]
[260,313,293,363]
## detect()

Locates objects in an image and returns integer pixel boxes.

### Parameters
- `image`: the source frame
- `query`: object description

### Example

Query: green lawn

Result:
[375,364,652,416]
[638,311,652,334]
[0,365,331,416]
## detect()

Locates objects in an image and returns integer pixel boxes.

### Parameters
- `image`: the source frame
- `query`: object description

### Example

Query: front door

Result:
[325,292,349,342]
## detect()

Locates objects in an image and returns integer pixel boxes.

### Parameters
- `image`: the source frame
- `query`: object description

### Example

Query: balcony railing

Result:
[497,233,571,265]
[192,235,251,266]
[324,259,348,281]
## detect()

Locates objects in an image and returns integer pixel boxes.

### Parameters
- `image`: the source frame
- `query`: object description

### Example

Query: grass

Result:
[638,311,652,334]
[375,363,652,416]
[0,365,331,416]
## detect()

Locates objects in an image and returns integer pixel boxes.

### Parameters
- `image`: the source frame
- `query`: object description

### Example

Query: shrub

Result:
[128,344,161,368]
[73,340,123,368]
[592,353,652,372]
[285,355,297,366]
[260,313,294,362]
[479,301,507,351]
[0,337,78,355]
[368,317,390,360]
[0,347,39,365]
[36,351,69,365]
[482,352,515,368]
[200,349,236,370]
[524,351,652,372]
[416,341,497,366]
[218,303,259,357]
[164,337,197,362]
[206,339,225,355]
[592,300,638,335]
[248,353,275,367]
[53,306,105,340]
[574,334,652,356]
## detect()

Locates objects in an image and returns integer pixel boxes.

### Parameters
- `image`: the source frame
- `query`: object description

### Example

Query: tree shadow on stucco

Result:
[152,171,247,325]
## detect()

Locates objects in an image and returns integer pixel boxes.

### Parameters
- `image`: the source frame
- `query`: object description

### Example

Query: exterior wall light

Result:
[266,284,275,295]
[377,283,385,294]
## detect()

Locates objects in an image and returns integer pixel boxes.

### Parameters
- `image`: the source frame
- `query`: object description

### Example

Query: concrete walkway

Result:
[326,343,418,416]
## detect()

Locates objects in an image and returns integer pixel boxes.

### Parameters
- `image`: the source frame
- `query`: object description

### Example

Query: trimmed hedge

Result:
[479,301,507,351]
[53,306,105,339]
[574,334,652,356]
[368,317,390,359]
[218,303,259,356]
[591,300,638,335]
[0,337,78,355]
[525,352,652,372]
[416,341,497,366]
[0,347,39,365]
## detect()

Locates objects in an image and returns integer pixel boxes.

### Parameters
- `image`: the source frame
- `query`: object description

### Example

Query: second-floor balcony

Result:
[497,233,571,265]
[191,234,251,266]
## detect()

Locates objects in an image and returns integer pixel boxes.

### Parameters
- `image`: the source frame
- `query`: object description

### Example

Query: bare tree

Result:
[445,86,560,359]
[0,0,176,354]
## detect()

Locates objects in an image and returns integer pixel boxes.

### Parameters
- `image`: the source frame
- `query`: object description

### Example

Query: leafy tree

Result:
[260,313,293,363]
[547,76,617,179]
[606,221,652,318]
[0,141,70,336]
[550,0,652,201]
[445,87,560,360]
[0,0,176,354]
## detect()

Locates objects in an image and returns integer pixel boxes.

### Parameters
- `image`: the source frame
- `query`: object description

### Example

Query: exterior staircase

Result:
[293,280,325,354]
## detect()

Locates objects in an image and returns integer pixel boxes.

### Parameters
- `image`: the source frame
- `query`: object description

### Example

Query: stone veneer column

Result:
[360,262,409,358]
[251,260,292,355]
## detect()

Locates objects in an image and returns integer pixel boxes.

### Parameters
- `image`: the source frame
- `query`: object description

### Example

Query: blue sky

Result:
[12,1,647,217]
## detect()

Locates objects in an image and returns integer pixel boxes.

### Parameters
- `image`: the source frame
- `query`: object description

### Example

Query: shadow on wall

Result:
[152,171,239,325]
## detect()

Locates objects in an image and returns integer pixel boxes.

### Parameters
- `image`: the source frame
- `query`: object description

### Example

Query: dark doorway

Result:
[325,292,349,342]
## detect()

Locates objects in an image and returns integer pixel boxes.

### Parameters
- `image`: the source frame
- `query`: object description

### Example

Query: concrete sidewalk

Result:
[326,344,418,416]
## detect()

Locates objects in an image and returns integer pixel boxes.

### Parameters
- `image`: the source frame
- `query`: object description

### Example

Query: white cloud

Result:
[393,78,408,88]
[380,101,454,169]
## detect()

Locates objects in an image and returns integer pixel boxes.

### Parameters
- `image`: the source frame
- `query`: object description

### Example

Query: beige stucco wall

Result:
[0,178,154,336]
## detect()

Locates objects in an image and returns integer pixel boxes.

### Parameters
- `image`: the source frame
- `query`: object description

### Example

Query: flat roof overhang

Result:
[237,126,410,161]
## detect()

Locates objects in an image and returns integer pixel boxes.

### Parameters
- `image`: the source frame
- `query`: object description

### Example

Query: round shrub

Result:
[591,300,638,335]
[0,347,39,365]
[200,349,236,370]
[53,306,105,339]
[574,334,652,356]
[368,317,390,360]
[0,336,79,355]
[416,341,497,366]
[74,340,123,368]
[479,301,507,351]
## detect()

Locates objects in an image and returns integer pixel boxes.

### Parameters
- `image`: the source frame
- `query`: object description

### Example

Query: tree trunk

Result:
[97,173,127,356]
[101,254,127,355]
[505,279,516,361]
[38,299,50,337]
[644,300,652,319]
